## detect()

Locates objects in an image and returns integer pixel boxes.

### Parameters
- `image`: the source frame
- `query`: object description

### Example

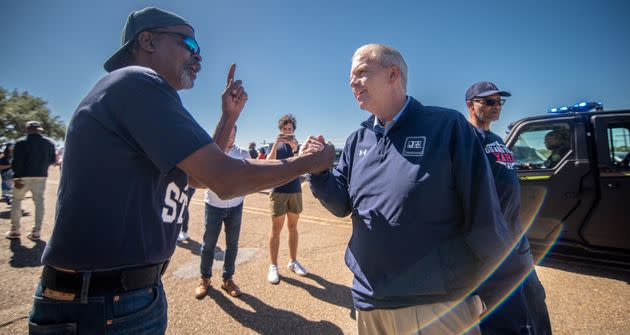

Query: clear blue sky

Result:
[2,0,629,148]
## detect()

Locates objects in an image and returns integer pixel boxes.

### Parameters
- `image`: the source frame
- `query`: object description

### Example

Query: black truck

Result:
[505,102,630,268]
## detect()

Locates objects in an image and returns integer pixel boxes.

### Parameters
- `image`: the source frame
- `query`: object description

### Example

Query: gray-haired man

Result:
[306,44,514,335]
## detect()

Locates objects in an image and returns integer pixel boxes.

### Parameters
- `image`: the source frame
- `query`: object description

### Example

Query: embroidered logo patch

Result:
[358,148,368,157]
[403,136,426,157]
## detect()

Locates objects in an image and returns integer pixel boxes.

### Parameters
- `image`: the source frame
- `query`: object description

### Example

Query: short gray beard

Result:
[475,110,485,122]
[180,70,193,89]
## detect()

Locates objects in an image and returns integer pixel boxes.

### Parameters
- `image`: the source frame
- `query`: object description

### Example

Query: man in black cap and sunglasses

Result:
[28,7,334,334]
[466,81,552,335]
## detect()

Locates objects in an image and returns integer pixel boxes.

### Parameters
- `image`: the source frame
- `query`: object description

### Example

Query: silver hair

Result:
[353,44,408,91]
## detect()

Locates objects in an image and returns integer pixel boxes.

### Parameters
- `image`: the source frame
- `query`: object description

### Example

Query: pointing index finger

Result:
[227,63,236,86]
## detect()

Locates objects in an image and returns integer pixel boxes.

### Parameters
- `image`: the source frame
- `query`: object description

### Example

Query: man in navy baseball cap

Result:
[465,81,511,102]
[466,81,511,130]
[465,81,552,335]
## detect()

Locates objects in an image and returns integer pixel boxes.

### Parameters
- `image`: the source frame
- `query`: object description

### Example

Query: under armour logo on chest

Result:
[358,149,368,156]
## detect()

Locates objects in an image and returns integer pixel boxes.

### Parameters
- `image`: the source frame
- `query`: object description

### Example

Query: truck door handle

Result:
[605,183,618,189]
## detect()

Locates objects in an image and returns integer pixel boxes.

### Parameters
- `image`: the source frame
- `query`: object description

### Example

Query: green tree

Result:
[0,87,66,142]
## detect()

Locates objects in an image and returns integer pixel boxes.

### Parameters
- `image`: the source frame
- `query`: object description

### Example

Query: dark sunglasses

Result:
[472,98,506,106]
[152,31,201,56]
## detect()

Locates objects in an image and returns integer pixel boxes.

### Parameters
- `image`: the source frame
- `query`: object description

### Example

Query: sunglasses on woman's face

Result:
[472,98,506,106]
[152,31,201,56]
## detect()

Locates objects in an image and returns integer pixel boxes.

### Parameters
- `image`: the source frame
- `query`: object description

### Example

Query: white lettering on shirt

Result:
[161,182,189,224]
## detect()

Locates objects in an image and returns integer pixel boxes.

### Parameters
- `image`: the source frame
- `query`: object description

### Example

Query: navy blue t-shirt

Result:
[475,128,534,308]
[271,143,301,193]
[42,66,213,271]
[475,129,520,233]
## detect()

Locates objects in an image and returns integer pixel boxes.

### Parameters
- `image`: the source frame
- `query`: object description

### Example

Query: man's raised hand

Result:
[221,64,248,119]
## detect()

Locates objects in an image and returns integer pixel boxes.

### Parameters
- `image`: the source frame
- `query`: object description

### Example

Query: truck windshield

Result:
[511,123,571,169]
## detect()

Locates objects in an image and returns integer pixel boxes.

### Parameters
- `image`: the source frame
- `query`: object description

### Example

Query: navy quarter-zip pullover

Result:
[310,97,513,310]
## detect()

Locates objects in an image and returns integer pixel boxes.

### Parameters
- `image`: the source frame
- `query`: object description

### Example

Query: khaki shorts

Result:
[269,192,303,216]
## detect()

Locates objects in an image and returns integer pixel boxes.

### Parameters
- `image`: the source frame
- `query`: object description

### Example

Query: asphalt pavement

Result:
[0,168,629,334]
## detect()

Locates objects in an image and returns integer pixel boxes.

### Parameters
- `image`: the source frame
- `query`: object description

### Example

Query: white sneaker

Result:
[177,231,189,242]
[288,260,308,276]
[4,229,20,240]
[267,264,280,284]
[26,231,41,241]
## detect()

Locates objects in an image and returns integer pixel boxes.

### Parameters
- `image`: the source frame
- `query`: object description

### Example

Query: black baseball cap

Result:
[103,7,192,73]
[465,81,511,101]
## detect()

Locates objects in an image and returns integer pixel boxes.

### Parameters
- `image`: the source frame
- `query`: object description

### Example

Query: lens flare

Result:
[419,186,561,334]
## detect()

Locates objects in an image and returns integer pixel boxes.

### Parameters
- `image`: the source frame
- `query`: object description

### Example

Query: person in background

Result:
[257,147,266,159]
[248,141,257,159]
[6,121,56,241]
[56,146,64,169]
[465,81,552,335]
[195,124,250,299]
[543,128,570,168]
[265,114,309,284]
[0,143,14,205]
[177,188,197,241]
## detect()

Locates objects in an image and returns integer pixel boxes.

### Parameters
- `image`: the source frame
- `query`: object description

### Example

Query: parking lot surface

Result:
[0,168,628,334]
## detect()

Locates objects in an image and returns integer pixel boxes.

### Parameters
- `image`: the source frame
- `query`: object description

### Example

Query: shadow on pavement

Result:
[176,240,225,263]
[282,273,355,319]
[9,239,46,268]
[207,290,344,335]
[541,258,630,283]
[176,238,203,256]
[0,210,29,219]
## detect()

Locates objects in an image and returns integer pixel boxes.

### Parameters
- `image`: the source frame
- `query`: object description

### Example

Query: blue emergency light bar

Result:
[548,101,603,114]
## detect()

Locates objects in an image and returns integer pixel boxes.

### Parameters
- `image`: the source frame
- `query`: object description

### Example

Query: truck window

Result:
[511,123,571,170]
[607,123,630,168]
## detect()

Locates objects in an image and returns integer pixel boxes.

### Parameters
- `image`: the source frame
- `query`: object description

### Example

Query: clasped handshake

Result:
[223,64,335,175]
[299,135,336,175]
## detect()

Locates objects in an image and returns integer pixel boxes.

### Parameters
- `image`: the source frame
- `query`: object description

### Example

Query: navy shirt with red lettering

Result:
[474,128,534,308]
[475,129,520,231]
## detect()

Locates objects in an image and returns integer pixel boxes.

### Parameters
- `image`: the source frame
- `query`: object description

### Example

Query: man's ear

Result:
[389,65,400,82]
[137,31,157,53]
[466,100,478,119]
[466,100,475,112]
